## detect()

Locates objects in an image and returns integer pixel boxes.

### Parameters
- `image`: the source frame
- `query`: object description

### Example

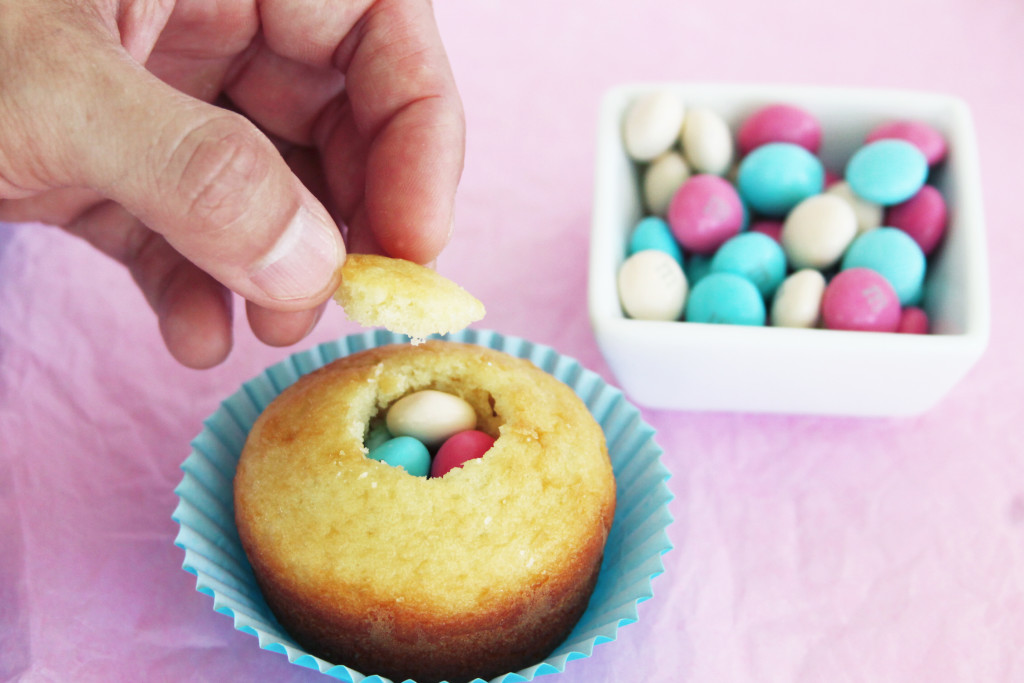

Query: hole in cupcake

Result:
[362,388,502,478]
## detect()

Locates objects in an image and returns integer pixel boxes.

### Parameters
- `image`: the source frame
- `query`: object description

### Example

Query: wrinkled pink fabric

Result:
[3,1,1024,680]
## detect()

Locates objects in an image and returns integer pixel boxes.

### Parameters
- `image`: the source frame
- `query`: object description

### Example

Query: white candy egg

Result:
[680,106,734,175]
[826,181,883,235]
[386,390,477,448]
[781,194,858,269]
[771,269,827,328]
[622,90,686,162]
[617,249,688,321]
[643,150,690,216]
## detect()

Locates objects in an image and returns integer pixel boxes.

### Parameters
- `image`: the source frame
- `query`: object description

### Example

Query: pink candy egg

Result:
[749,219,783,244]
[885,185,948,256]
[898,306,930,334]
[865,120,947,166]
[667,174,745,254]
[430,430,496,478]
[821,268,902,332]
[737,103,822,156]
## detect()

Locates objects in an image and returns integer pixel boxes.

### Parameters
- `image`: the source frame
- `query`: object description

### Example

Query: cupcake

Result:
[174,329,673,682]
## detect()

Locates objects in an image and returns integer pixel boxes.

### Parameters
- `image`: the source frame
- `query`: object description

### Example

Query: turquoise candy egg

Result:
[685,252,713,286]
[845,139,927,206]
[710,232,787,298]
[737,142,825,216]
[841,227,927,305]
[367,435,431,477]
[628,216,683,264]
[685,272,766,326]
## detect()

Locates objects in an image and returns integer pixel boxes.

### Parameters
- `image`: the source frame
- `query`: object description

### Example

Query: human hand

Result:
[0,0,465,368]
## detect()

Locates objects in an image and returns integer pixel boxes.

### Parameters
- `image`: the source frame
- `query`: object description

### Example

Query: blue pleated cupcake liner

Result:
[172,329,674,682]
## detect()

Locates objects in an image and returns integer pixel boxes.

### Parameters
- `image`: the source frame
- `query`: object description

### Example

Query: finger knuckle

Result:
[173,118,271,231]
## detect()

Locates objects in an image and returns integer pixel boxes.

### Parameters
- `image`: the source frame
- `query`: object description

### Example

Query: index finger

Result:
[262,0,465,264]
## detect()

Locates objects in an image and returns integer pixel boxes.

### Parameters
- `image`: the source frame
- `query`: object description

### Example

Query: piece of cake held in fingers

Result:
[334,254,486,341]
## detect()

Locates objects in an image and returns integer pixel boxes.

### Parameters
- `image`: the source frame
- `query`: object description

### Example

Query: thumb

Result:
[55,44,345,310]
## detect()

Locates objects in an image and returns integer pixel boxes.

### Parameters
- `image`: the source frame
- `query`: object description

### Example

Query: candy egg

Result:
[685,272,766,326]
[781,194,858,270]
[737,103,822,156]
[618,249,688,321]
[898,306,930,334]
[825,180,883,235]
[885,185,947,256]
[821,268,901,332]
[710,232,787,299]
[865,120,947,166]
[736,142,825,216]
[628,216,683,265]
[643,150,690,216]
[770,269,827,328]
[845,139,928,206]
[367,435,431,477]
[386,390,477,448]
[431,430,496,478]
[622,90,686,162]
[685,253,713,287]
[667,174,745,254]
[749,219,784,244]
[680,106,734,175]
[842,227,927,306]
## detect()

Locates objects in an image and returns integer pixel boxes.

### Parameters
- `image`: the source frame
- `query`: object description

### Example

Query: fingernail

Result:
[250,206,341,301]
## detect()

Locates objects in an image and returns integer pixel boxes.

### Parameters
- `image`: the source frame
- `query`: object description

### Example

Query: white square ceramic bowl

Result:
[588,83,989,416]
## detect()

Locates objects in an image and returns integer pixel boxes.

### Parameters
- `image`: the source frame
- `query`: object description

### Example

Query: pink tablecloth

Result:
[3,1,1023,681]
